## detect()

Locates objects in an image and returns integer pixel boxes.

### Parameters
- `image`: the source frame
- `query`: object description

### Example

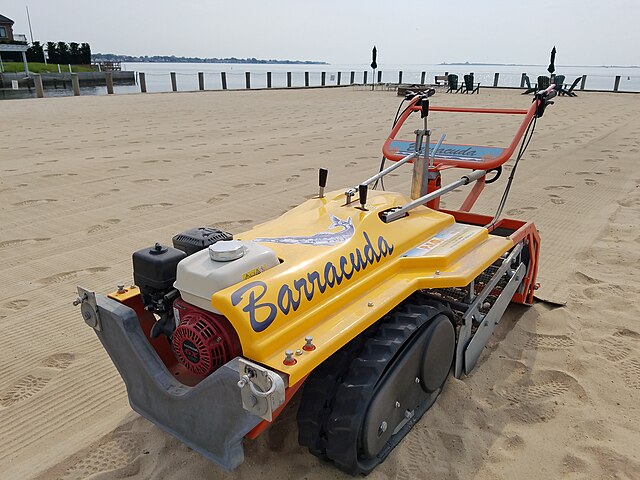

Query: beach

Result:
[1,87,638,479]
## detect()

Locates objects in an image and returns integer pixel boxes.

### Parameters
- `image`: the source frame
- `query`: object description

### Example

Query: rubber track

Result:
[297,322,381,457]
[324,300,451,474]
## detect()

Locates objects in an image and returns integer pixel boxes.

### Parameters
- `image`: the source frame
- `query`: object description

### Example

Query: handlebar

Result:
[534,84,556,117]
[404,88,436,100]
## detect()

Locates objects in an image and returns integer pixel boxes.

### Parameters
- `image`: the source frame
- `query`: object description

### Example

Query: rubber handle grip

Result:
[421,99,430,118]
[319,168,328,188]
[358,184,368,206]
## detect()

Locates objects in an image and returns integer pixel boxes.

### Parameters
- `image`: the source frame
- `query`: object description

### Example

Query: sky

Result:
[2,0,638,66]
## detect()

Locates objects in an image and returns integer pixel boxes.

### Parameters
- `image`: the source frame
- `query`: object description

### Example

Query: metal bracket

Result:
[463,262,525,375]
[454,243,523,378]
[74,286,102,331]
[237,358,286,421]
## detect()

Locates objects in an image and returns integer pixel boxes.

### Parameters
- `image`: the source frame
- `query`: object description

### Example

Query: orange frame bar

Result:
[382,96,539,171]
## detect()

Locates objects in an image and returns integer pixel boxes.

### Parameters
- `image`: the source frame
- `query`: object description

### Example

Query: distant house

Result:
[0,14,14,42]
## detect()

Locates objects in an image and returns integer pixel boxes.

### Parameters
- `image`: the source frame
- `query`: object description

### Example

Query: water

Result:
[3,62,639,99]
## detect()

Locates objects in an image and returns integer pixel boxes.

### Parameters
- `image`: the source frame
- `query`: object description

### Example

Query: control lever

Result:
[358,184,368,210]
[421,98,430,118]
[318,168,328,198]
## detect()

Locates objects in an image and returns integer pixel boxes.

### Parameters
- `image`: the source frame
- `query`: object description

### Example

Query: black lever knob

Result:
[358,184,368,210]
[319,168,328,188]
[421,99,430,118]
[318,168,328,198]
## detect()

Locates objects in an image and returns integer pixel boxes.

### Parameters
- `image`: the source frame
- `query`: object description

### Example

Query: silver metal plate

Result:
[76,286,101,331]
[237,358,286,421]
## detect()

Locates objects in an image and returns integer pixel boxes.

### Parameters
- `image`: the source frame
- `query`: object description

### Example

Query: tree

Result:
[56,41,70,63]
[80,43,91,64]
[69,42,80,64]
[46,41,57,63]
[26,41,45,62]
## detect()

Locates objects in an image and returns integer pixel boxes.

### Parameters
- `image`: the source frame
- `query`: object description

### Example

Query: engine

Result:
[172,298,241,375]
[131,226,278,377]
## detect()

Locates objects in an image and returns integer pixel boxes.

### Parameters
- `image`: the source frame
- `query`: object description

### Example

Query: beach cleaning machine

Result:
[75,85,557,474]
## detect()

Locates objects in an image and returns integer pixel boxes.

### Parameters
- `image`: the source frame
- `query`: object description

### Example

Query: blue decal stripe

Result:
[389,140,504,161]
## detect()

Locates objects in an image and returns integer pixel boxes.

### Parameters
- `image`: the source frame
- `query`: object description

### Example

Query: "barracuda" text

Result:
[231,232,394,332]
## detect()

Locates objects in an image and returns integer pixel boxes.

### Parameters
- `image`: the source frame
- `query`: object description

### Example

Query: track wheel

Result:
[318,303,454,475]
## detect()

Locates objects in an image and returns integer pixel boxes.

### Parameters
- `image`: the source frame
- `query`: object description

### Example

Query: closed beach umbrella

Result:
[547,46,556,74]
[370,46,377,90]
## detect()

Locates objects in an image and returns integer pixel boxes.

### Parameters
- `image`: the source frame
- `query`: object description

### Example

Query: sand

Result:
[0,86,638,480]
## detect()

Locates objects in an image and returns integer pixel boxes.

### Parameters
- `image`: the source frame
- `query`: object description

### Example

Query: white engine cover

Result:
[174,241,280,313]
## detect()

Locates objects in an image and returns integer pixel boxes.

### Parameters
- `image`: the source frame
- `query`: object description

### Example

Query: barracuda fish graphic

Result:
[254,216,354,246]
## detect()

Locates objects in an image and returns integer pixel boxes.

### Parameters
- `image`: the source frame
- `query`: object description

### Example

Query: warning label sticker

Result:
[242,264,269,280]
[403,224,483,257]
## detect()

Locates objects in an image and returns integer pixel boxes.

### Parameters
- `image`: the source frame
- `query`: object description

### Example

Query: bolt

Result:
[414,377,420,384]
[378,421,388,435]
[303,335,316,351]
[367,302,374,307]
[117,284,126,294]
[283,349,297,366]
[237,374,251,388]
[404,410,413,419]
[295,349,303,356]
[435,270,441,276]
[395,401,400,408]
[482,302,491,310]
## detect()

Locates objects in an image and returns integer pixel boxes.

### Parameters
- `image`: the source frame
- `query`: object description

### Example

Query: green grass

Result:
[0,62,97,73]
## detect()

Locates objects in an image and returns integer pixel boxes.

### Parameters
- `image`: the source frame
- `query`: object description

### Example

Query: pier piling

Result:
[170,72,177,92]
[105,72,114,94]
[34,74,44,98]
[71,73,80,96]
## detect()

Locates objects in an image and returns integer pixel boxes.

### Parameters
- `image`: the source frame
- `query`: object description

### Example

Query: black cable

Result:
[373,97,414,190]
[372,155,387,190]
[486,114,537,229]
[392,99,407,127]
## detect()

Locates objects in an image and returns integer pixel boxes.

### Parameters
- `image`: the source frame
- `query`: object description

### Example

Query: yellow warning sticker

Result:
[404,224,483,257]
[242,264,269,280]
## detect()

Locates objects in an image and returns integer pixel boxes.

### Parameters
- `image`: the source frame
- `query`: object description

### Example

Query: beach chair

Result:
[537,76,550,90]
[553,75,566,90]
[560,77,581,96]
[446,74,462,93]
[522,75,537,94]
[462,74,480,94]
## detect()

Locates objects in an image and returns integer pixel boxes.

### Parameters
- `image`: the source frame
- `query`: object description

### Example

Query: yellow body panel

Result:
[108,285,140,302]
[211,190,513,384]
